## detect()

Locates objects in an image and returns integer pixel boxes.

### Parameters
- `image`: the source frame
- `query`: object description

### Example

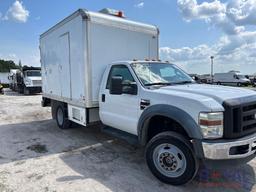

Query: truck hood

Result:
[159,83,256,103]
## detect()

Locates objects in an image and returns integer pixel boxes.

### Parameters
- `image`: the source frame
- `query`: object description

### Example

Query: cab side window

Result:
[106,65,135,89]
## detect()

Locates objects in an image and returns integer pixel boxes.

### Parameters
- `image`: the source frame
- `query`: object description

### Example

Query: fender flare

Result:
[137,104,202,145]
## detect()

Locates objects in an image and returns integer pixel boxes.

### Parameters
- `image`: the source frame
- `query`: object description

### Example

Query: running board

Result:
[102,126,139,145]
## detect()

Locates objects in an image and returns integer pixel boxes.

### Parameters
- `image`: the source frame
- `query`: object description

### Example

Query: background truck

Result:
[41,9,256,185]
[214,71,251,86]
[9,66,42,95]
[8,69,19,90]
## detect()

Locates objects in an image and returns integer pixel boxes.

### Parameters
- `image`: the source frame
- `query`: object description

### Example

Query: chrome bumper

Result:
[202,133,256,160]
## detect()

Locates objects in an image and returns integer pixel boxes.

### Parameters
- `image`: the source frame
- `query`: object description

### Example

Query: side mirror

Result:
[110,76,123,95]
[123,83,138,95]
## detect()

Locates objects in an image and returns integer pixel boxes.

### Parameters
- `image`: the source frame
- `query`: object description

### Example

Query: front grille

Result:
[243,104,256,131]
[223,96,256,139]
[32,80,42,86]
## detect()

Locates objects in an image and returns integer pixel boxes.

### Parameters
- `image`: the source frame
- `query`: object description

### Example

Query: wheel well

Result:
[146,115,189,143]
[51,100,67,119]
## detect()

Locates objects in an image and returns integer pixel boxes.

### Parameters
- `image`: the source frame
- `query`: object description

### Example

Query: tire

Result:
[145,131,198,185]
[23,87,30,95]
[237,82,242,87]
[55,105,71,129]
[217,82,221,85]
[18,86,23,94]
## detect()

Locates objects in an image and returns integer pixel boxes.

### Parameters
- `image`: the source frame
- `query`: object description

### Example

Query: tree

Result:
[0,59,19,72]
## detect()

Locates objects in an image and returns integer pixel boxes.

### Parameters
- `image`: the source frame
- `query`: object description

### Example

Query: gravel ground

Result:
[0,88,256,192]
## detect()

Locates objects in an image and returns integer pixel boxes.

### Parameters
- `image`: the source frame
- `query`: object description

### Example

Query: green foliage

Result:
[1,83,9,88]
[0,59,20,72]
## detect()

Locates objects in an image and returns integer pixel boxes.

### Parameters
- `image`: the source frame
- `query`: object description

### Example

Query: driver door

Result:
[99,65,140,135]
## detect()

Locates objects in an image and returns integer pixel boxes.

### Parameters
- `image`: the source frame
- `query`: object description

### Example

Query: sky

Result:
[0,0,255,75]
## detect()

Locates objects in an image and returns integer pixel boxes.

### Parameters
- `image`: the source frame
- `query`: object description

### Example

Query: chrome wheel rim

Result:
[153,143,187,178]
[57,108,64,125]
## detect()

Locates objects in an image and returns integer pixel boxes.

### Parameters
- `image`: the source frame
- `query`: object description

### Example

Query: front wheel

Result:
[145,131,198,185]
[23,87,30,95]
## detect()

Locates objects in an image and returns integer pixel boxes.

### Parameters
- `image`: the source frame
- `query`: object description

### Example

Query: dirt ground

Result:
[0,88,256,192]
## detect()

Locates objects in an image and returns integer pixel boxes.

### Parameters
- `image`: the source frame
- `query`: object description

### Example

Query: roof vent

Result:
[99,8,125,18]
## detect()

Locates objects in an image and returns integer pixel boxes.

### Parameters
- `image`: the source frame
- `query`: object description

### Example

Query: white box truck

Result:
[41,9,256,185]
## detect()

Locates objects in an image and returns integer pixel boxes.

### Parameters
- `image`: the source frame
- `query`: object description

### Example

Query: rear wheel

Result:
[145,131,198,185]
[237,82,242,87]
[56,105,71,129]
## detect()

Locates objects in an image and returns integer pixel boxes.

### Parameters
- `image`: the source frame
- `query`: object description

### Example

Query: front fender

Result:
[137,104,203,145]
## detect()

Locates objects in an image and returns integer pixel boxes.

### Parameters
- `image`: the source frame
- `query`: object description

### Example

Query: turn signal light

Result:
[199,112,223,139]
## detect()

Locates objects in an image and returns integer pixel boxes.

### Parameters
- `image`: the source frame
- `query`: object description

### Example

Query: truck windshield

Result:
[131,62,193,86]
[26,71,41,77]
[237,75,246,79]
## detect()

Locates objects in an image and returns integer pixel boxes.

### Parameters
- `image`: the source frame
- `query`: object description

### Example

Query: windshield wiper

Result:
[172,81,193,85]
[144,82,173,86]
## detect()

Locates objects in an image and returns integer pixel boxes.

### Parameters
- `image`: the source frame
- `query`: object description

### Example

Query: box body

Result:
[40,9,159,108]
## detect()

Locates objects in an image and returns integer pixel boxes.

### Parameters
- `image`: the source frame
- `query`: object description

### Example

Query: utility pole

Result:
[210,56,214,84]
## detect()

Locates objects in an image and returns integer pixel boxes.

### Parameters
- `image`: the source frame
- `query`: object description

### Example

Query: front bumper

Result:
[26,86,42,93]
[202,132,256,160]
[26,85,42,88]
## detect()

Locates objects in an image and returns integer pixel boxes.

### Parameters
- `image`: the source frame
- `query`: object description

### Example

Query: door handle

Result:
[102,94,105,102]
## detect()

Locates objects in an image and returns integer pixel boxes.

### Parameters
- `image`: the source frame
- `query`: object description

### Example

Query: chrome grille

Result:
[32,80,42,86]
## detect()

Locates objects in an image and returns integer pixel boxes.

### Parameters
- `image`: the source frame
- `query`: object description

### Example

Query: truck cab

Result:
[98,60,256,185]
[20,67,42,95]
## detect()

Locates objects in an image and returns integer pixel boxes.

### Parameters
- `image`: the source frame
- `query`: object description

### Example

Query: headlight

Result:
[199,112,223,139]
[25,79,32,85]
